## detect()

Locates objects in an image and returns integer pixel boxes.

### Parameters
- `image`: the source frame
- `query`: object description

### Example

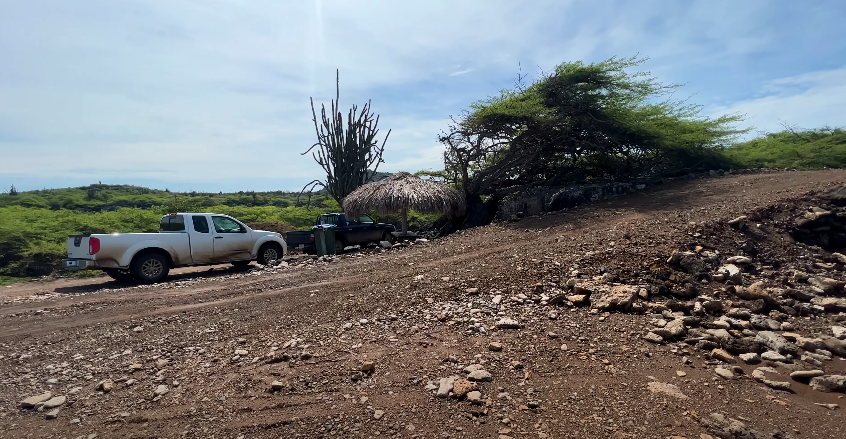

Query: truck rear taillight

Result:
[310,235,314,242]
[89,237,101,255]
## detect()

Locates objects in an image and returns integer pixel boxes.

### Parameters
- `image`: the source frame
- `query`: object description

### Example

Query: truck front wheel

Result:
[257,243,282,265]
[130,252,170,284]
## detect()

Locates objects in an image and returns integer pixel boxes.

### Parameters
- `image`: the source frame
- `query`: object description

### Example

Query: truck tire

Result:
[382,231,396,244]
[334,239,345,255]
[130,252,169,284]
[257,243,282,265]
[105,268,135,283]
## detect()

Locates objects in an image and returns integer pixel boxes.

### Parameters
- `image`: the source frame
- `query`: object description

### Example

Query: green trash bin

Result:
[313,225,337,256]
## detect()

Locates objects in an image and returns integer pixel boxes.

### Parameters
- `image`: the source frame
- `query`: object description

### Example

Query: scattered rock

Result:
[373,409,385,420]
[647,381,687,399]
[436,377,456,398]
[234,349,248,356]
[488,342,503,352]
[20,392,52,409]
[42,395,66,409]
[756,331,799,356]
[360,361,375,373]
[751,368,793,392]
[832,326,846,340]
[790,370,825,381]
[467,370,493,382]
[761,351,788,362]
[452,379,478,397]
[466,390,482,404]
[153,385,169,397]
[97,380,114,393]
[714,367,734,379]
[591,285,637,311]
[496,318,522,329]
[652,319,686,340]
[710,348,736,364]
[738,353,761,364]
[643,332,665,344]
[809,375,846,393]
[271,381,284,391]
[45,408,60,420]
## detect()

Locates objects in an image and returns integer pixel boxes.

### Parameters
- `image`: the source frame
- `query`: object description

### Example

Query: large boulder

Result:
[809,375,846,393]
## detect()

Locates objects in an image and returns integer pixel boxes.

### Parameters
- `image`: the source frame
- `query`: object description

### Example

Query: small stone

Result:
[496,318,522,329]
[45,408,60,420]
[234,349,248,356]
[527,400,541,409]
[547,332,559,339]
[814,403,839,410]
[761,351,788,362]
[271,381,284,391]
[97,380,114,393]
[567,294,589,305]
[360,361,376,373]
[436,377,456,398]
[133,326,143,333]
[560,344,569,351]
[46,378,58,385]
[833,326,846,340]
[739,353,761,364]
[711,348,736,364]
[467,370,493,382]
[488,342,503,352]
[647,382,687,399]
[676,370,687,377]
[37,395,65,409]
[155,358,169,368]
[790,370,825,381]
[452,378,478,397]
[643,332,665,344]
[20,392,53,409]
[466,390,482,404]
[373,409,385,420]
[809,375,846,393]
[153,385,169,397]
[714,367,735,379]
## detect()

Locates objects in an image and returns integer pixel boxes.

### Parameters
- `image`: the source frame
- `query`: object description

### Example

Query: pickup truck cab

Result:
[62,213,287,283]
[286,213,396,254]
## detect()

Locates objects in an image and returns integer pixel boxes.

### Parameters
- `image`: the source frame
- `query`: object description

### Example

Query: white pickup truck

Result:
[62,213,287,283]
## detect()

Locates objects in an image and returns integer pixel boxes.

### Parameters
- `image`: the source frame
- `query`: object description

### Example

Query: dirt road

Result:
[2,170,846,439]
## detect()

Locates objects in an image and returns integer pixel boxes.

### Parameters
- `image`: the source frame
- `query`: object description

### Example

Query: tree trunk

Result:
[402,208,408,235]
[462,194,488,229]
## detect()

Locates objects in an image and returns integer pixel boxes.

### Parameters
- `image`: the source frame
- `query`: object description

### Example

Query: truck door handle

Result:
[215,236,224,239]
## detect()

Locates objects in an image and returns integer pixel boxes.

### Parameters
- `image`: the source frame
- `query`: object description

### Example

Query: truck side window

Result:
[192,216,210,233]
[212,216,245,233]
[160,215,186,231]
[358,215,375,224]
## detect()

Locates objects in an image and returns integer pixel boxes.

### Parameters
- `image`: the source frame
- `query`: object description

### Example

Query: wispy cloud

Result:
[0,0,844,192]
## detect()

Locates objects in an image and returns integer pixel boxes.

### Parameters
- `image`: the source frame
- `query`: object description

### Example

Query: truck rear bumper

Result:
[62,259,100,270]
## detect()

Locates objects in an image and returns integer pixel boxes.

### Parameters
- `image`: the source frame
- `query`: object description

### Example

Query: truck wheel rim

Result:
[141,259,163,278]
[263,248,278,262]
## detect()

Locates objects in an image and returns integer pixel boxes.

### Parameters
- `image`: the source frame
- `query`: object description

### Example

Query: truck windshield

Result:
[160,215,185,232]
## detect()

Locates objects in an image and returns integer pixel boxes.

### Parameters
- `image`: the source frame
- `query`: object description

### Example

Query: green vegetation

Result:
[724,127,846,169]
[439,56,748,226]
[0,184,436,282]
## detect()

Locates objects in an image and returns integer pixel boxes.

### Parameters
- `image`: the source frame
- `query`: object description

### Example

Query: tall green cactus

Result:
[301,70,391,206]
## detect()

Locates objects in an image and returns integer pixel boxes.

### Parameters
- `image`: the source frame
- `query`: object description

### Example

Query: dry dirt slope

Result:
[2,170,846,439]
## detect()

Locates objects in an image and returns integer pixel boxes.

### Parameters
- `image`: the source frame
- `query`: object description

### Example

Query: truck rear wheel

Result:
[334,239,345,255]
[105,268,135,283]
[130,252,169,284]
[257,243,282,265]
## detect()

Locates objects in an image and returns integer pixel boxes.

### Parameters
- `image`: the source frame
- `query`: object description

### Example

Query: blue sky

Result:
[1,0,845,193]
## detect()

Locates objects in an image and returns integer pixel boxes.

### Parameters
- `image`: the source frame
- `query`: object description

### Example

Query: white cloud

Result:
[0,0,844,191]
[711,67,846,137]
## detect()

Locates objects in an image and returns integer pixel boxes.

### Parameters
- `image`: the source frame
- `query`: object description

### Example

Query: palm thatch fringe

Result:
[343,172,465,234]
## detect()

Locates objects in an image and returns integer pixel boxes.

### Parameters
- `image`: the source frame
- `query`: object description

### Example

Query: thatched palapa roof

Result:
[343,172,466,218]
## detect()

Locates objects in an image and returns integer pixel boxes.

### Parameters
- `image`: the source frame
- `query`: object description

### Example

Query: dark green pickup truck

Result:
[286,213,396,254]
